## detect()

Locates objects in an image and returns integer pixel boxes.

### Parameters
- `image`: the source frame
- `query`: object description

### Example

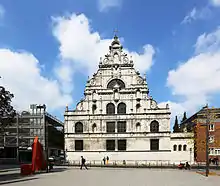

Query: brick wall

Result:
[195,121,220,162]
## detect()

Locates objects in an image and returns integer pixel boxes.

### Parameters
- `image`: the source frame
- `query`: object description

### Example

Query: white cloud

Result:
[0,4,5,19]
[181,7,212,24]
[159,101,186,118]
[210,0,220,6]
[54,60,74,94]
[0,49,72,112]
[158,101,187,126]
[52,13,155,90]
[167,27,220,118]
[97,0,122,12]
[195,26,220,54]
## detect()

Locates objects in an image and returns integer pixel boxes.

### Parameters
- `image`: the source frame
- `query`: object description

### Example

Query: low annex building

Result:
[64,35,194,165]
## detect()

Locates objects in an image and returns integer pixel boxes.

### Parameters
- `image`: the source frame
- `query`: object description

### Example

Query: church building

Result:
[64,35,194,165]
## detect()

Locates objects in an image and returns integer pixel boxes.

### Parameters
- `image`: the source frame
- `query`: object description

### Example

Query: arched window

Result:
[178,145,182,151]
[75,122,83,133]
[92,123,97,133]
[136,123,141,131]
[173,145,177,151]
[150,120,159,133]
[136,103,141,113]
[107,79,125,89]
[117,102,126,114]
[183,145,187,151]
[92,104,97,114]
[106,103,115,115]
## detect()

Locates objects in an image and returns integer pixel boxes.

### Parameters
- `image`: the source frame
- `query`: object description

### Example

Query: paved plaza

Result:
[0,167,219,186]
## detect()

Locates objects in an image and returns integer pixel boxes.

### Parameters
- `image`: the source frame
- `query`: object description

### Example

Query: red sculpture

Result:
[20,136,46,175]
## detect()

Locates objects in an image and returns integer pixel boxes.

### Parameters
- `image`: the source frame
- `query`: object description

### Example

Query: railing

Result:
[62,160,220,169]
[66,160,179,166]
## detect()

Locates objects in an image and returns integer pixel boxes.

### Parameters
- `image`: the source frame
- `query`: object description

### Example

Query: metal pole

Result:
[43,105,49,173]
[205,106,209,177]
[16,114,19,162]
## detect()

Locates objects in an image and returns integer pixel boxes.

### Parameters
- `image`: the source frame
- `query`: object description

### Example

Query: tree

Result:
[181,112,187,123]
[173,116,180,132]
[0,84,16,132]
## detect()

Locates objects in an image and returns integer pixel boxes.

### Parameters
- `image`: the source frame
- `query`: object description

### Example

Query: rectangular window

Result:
[209,136,214,143]
[118,140,126,151]
[117,121,126,133]
[75,140,83,151]
[209,148,214,155]
[106,140,115,151]
[150,139,159,151]
[106,122,115,133]
[209,124,215,131]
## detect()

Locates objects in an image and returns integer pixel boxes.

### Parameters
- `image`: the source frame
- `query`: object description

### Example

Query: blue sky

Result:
[0,0,220,126]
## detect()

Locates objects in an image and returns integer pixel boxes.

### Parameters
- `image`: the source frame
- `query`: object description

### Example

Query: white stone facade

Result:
[64,35,194,165]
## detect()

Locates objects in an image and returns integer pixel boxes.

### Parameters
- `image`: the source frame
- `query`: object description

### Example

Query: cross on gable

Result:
[114,29,118,35]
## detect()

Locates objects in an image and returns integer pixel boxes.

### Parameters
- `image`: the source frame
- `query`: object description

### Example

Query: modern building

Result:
[0,104,64,164]
[64,35,194,165]
[180,107,220,162]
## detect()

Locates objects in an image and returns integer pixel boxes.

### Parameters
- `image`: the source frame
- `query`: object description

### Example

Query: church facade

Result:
[64,35,194,165]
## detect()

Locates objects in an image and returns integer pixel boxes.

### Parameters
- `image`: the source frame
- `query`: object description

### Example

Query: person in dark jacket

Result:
[106,156,109,165]
[80,156,88,170]
[185,162,191,170]
[103,157,106,165]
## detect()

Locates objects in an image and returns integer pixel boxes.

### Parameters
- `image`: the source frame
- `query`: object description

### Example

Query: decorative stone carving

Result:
[90,78,96,86]
[150,99,158,109]
[137,76,144,84]
[76,101,83,111]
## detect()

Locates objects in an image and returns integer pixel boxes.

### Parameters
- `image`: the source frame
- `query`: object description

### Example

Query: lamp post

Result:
[36,104,48,173]
[200,105,210,177]
[205,106,210,177]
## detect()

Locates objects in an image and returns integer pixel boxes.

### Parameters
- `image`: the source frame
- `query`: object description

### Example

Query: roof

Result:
[45,112,63,127]
[180,107,220,126]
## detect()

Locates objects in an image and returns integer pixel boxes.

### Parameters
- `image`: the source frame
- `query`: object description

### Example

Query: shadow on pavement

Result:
[39,167,68,175]
[0,172,38,185]
[0,167,67,185]
[0,177,38,185]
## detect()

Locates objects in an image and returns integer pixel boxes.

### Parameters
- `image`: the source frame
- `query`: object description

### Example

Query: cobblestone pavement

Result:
[0,167,219,186]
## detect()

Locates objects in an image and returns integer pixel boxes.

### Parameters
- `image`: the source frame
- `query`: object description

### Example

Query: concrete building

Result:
[64,35,194,165]
[0,104,64,164]
[180,107,220,162]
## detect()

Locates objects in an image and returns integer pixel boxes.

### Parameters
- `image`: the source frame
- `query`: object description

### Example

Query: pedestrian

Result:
[80,156,88,170]
[216,156,219,166]
[106,156,109,165]
[185,162,191,170]
[103,157,106,165]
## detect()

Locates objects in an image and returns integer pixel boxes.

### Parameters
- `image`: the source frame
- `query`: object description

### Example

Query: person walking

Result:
[103,157,106,165]
[185,162,191,170]
[106,156,109,165]
[80,156,88,170]
[215,156,219,166]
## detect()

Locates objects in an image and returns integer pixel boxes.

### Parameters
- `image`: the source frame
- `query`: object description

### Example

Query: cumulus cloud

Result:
[97,0,122,12]
[195,26,220,54]
[210,0,220,6]
[181,7,212,24]
[52,13,155,91]
[0,49,72,112]
[159,101,186,118]
[0,4,5,19]
[167,26,220,118]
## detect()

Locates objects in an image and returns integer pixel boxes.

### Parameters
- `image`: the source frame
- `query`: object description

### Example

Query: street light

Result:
[199,105,210,177]
[205,106,210,177]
